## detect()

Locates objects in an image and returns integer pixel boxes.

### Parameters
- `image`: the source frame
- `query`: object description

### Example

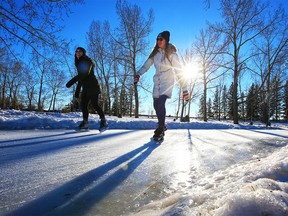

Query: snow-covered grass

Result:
[0,109,287,216]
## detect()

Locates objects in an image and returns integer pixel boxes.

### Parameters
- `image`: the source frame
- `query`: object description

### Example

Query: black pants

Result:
[81,93,105,120]
[153,95,168,127]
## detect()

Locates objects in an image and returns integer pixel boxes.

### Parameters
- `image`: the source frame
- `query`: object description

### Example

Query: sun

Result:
[182,62,200,80]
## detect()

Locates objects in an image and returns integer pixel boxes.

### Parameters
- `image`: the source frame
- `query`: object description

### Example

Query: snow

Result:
[0,109,287,216]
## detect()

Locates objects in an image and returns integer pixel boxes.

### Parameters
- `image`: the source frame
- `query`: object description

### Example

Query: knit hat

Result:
[76,47,86,55]
[157,31,170,43]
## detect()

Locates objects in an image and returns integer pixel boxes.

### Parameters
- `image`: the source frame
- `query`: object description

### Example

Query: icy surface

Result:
[0,110,287,216]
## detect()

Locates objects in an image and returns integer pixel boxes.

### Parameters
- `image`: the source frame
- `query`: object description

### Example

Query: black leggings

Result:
[81,93,105,120]
[153,95,168,127]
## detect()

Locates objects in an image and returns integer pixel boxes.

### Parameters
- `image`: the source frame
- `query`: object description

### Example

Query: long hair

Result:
[74,47,87,66]
[148,43,177,61]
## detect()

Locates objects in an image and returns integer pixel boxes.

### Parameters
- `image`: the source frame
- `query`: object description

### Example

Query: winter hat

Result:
[157,31,170,43]
[76,47,86,55]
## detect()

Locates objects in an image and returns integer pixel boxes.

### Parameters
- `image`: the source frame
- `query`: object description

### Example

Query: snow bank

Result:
[1,109,287,130]
[131,145,288,216]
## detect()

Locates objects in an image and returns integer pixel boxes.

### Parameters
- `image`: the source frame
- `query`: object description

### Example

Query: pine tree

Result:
[213,86,221,120]
[254,84,261,120]
[283,81,288,121]
[207,98,213,118]
[270,75,282,121]
[246,83,256,122]
[227,83,234,119]
[239,92,245,120]
[198,94,205,119]
[221,85,228,119]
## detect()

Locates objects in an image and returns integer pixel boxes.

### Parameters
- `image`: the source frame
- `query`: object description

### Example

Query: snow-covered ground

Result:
[0,109,287,216]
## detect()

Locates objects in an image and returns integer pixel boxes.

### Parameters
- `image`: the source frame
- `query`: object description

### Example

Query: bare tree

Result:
[7,61,24,109]
[87,21,114,115]
[23,67,37,110]
[251,5,288,126]
[193,25,228,121]
[0,65,8,109]
[0,0,83,59]
[214,0,271,124]
[46,67,66,111]
[32,51,50,111]
[114,0,154,118]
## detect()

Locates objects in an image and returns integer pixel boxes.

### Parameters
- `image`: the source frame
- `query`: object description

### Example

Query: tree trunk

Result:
[134,84,139,118]
[203,74,207,122]
[233,70,239,124]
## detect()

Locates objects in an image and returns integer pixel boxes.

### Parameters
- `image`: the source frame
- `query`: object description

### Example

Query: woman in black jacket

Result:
[66,47,108,131]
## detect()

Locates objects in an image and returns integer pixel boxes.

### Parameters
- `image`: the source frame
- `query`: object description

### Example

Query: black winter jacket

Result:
[66,55,101,98]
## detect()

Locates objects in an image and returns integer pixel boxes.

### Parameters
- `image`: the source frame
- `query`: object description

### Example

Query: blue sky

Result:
[61,0,287,116]
[63,0,221,52]
[63,0,288,51]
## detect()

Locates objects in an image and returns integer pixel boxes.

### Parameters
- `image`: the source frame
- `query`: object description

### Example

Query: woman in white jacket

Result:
[134,31,189,140]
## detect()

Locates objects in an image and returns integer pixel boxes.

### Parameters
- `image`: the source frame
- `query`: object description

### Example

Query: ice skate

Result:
[78,120,88,130]
[99,119,108,132]
[153,125,165,142]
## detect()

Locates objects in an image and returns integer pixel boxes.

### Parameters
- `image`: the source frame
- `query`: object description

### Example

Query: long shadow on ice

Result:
[250,129,288,139]
[0,130,135,165]
[0,131,78,145]
[8,139,159,216]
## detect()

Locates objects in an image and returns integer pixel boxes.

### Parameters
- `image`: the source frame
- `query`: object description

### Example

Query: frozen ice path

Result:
[0,129,287,215]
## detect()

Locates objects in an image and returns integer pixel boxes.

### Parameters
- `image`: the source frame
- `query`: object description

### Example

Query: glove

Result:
[66,80,74,88]
[183,90,189,101]
[134,75,140,84]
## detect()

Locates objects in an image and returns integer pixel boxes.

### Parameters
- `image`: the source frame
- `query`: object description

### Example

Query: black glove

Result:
[66,80,74,88]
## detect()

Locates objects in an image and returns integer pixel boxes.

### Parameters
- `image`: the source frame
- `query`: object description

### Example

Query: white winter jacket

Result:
[137,46,187,98]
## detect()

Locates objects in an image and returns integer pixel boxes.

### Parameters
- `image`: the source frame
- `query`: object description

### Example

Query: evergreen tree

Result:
[213,86,221,120]
[283,81,288,121]
[227,83,234,119]
[254,84,261,120]
[198,94,205,119]
[207,98,213,118]
[221,85,228,119]
[246,83,257,121]
[270,75,282,121]
[239,92,245,120]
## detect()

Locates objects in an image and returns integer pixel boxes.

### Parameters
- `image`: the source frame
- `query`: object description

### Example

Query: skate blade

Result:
[153,137,164,143]
[75,128,89,132]
[99,127,108,133]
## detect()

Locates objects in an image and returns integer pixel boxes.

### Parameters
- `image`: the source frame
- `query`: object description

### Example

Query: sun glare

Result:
[183,62,200,80]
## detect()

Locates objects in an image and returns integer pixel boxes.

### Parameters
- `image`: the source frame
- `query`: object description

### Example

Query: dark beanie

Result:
[76,47,86,55]
[157,31,170,43]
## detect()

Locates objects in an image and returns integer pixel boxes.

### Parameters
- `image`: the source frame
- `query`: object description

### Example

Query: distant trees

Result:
[195,0,288,123]
[114,0,154,118]
[0,0,83,111]
[251,5,288,125]
[215,0,271,124]
[198,78,288,122]
[192,25,228,121]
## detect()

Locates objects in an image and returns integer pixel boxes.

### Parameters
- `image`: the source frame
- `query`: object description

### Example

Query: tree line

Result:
[199,80,288,123]
[0,0,287,124]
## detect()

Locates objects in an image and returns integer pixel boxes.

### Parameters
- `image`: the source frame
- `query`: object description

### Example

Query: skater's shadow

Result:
[0,131,135,166]
[9,139,159,216]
